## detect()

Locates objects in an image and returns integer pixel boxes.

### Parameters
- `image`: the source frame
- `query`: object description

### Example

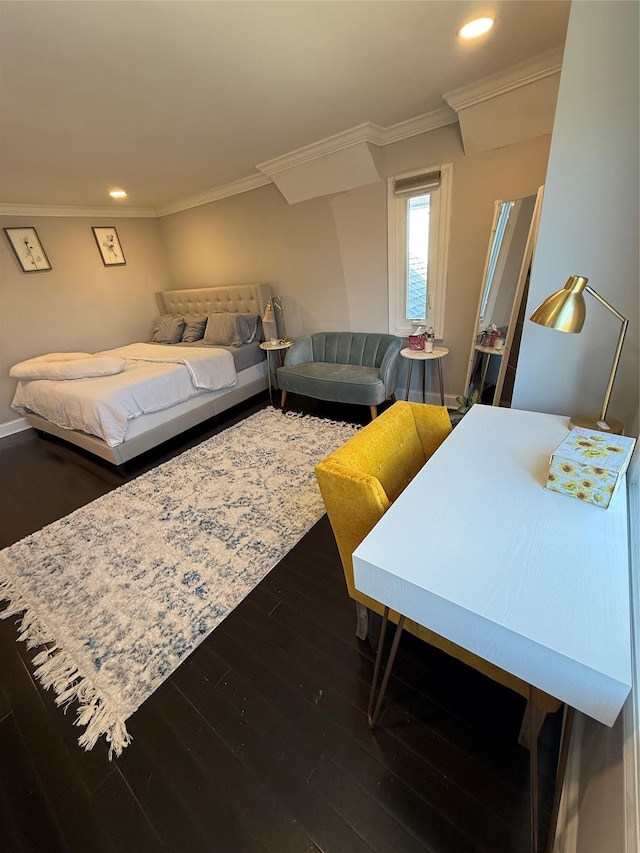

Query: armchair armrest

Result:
[379,338,402,396]
[283,337,313,367]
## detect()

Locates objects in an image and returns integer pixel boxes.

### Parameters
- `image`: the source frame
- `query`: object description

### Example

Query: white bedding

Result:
[10,355,126,380]
[12,344,237,447]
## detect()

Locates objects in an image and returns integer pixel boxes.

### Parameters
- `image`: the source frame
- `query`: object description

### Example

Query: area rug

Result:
[0,408,359,757]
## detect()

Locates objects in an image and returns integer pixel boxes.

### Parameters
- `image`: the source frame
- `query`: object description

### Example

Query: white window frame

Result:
[387,162,452,339]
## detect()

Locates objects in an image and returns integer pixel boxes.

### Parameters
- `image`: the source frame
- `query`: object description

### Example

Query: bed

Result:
[11,283,272,465]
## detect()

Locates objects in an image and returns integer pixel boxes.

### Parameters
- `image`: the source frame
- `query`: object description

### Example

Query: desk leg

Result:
[421,361,426,403]
[405,362,413,401]
[528,689,575,853]
[546,705,575,853]
[368,606,405,729]
[529,685,540,853]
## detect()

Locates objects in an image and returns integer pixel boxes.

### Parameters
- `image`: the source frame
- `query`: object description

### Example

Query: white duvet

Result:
[11,344,237,447]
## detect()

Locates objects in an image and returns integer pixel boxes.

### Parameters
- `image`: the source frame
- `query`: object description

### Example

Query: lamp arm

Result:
[585,286,627,323]
[270,295,292,343]
[273,296,285,338]
[585,286,628,423]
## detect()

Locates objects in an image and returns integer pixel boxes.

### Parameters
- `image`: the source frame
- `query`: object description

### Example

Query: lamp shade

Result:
[528,273,628,434]
[529,275,588,333]
[262,303,275,323]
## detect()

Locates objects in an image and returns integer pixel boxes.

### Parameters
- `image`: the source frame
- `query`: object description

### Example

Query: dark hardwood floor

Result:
[0,393,561,852]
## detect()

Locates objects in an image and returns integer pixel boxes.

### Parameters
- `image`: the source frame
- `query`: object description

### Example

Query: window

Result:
[387,163,452,339]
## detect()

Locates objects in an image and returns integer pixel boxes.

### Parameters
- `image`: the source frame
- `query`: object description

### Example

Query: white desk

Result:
[353,404,631,849]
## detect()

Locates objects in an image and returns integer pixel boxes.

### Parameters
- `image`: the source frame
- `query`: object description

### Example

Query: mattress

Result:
[12,344,245,447]
[12,284,273,464]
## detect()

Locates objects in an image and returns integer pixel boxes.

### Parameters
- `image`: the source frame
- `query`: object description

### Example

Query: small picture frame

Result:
[4,227,52,272]
[92,226,126,266]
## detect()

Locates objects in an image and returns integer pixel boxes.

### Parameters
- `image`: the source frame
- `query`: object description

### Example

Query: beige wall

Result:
[511,3,639,851]
[0,126,551,427]
[159,183,350,338]
[0,216,172,423]
[160,126,551,403]
[513,2,639,436]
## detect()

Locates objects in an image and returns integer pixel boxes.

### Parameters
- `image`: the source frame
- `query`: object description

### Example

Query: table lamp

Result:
[529,274,628,434]
[262,296,293,345]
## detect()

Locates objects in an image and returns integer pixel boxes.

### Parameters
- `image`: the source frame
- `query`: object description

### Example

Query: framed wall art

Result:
[4,227,52,272]
[92,226,126,266]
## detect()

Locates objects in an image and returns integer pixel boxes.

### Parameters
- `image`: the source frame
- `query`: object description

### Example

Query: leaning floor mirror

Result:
[463,186,544,408]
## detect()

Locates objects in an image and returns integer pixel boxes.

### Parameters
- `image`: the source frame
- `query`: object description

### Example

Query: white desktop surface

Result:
[352,404,631,726]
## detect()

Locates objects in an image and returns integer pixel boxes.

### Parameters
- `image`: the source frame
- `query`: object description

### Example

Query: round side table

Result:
[259,340,294,406]
[473,344,504,396]
[400,346,449,406]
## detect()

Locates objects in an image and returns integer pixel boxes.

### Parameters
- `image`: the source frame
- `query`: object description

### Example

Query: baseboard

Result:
[624,456,640,853]
[624,691,639,853]
[404,391,457,408]
[0,416,31,439]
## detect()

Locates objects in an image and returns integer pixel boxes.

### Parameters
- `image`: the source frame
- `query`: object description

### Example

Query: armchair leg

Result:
[280,390,287,408]
[370,405,377,420]
[355,602,369,640]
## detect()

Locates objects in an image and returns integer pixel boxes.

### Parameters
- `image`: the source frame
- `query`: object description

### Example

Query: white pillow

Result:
[26,352,94,362]
[11,356,126,380]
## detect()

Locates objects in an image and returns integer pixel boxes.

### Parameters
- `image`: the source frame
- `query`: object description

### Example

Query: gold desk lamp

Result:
[530,274,628,434]
[262,296,293,345]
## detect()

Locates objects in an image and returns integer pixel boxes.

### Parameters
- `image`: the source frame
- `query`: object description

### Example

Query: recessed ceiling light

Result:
[109,189,127,199]
[458,16,494,40]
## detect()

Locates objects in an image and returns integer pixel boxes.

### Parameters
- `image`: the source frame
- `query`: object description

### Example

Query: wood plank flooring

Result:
[0,393,562,852]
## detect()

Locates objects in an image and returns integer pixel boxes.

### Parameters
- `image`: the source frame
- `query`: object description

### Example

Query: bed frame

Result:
[25,283,272,465]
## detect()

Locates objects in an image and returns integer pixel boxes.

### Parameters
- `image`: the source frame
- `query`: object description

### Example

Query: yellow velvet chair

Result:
[315,400,559,726]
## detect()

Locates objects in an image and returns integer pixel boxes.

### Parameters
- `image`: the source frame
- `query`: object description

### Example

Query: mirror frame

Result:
[463,185,545,407]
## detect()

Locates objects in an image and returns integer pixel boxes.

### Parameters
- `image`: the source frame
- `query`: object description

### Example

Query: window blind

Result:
[393,170,441,197]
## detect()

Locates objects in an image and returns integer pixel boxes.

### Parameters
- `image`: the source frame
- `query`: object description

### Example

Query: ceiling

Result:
[0,1,571,212]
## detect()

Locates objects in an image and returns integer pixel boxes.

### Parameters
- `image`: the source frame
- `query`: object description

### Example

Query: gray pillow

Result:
[203,313,238,346]
[203,313,260,347]
[235,313,260,344]
[181,316,207,342]
[151,314,185,344]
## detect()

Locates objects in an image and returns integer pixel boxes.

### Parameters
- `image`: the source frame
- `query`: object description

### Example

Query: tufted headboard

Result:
[157,283,271,318]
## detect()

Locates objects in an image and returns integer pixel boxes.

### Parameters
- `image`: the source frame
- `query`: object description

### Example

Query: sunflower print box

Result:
[546,427,636,508]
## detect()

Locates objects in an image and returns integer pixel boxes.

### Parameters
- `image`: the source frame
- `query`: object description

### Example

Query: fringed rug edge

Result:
[0,571,131,759]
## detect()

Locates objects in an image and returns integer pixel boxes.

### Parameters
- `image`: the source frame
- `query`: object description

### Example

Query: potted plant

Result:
[449,389,480,426]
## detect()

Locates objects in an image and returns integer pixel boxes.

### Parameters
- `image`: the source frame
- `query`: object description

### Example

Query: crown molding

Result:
[159,106,457,215]
[0,203,156,219]
[2,48,554,222]
[379,107,459,145]
[256,106,458,178]
[156,173,273,217]
[443,47,564,112]
[257,123,384,176]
